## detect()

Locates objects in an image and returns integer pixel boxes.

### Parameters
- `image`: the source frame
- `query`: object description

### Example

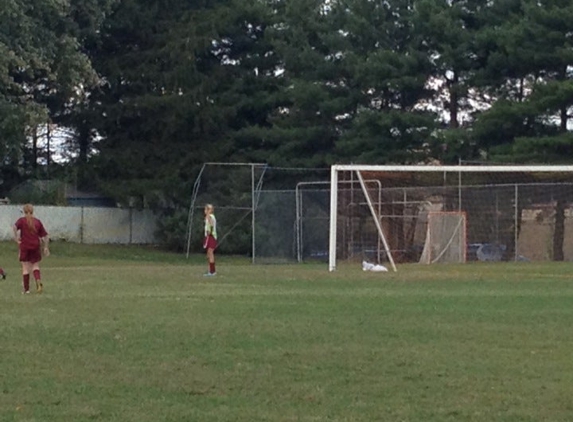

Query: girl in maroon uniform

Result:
[203,204,217,276]
[13,204,49,294]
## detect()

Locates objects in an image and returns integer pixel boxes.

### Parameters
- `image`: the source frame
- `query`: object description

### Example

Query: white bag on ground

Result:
[362,261,388,272]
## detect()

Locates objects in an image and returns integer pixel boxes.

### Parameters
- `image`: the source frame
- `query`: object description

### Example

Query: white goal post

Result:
[329,165,573,272]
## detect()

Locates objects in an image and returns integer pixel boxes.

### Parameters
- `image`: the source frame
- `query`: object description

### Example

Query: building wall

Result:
[0,205,157,244]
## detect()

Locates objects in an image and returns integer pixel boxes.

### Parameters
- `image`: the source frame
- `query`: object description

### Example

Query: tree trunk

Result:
[46,123,51,178]
[32,127,38,173]
[553,198,565,261]
[559,66,568,132]
[78,122,90,164]
[448,71,459,129]
[503,196,523,262]
[560,105,567,132]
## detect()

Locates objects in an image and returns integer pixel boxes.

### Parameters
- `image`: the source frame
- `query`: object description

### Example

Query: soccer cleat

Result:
[203,272,217,277]
[36,282,43,294]
[22,290,30,295]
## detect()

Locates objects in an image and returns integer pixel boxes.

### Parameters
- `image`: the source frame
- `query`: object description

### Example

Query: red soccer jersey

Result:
[15,217,48,250]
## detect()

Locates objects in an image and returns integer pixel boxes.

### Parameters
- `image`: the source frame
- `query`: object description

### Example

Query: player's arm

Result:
[203,218,209,248]
[13,225,21,244]
[41,235,50,257]
[38,223,50,256]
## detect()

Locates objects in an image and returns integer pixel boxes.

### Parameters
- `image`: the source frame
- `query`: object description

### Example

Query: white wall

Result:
[0,205,157,244]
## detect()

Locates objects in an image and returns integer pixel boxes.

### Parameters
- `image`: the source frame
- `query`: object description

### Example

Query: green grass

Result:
[2,242,573,421]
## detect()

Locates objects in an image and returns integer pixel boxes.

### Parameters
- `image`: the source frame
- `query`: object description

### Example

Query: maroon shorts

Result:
[203,235,218,250]
[19,247,42,263]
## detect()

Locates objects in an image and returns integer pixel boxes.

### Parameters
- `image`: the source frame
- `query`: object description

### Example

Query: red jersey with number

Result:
[15,217,48,250]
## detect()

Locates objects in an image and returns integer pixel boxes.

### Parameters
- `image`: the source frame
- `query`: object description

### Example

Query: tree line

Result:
[1,0,572,206]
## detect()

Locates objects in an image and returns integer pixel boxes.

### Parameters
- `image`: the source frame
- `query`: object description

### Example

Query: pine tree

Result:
[414,0,497,162]
[334,0,436,163]
[477,0,573,161]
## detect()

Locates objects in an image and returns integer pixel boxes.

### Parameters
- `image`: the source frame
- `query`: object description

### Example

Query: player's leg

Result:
[208,248,216,275]
[203,235,217,276]
[205,248,213,275]
[26,247,43,293]
[0,267,6,280]
[19,247,31,293]
[32,261,43,293]
[21,261,31,294]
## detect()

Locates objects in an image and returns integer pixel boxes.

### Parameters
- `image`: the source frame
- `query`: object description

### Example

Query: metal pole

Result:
[251,164,256,264]
[377,184,382,263]
[129,207,133,244]
[186,163,206,258]
[458,158,462,211]
[350,170,354,260]
[299,192,304,262]
[514,184,519,261]
[80,206,84,244]
[295,185,303,263]
[495,192,499,244]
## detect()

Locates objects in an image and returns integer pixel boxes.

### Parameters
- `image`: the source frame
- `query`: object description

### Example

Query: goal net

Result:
[419,212,467,264]
[328,165,573,271]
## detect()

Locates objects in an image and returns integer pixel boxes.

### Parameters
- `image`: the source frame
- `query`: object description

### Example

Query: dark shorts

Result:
[203,235,218,250]
[20,247,42,264]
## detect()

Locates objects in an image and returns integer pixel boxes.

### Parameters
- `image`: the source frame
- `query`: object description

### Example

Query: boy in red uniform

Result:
[13,204,50,294]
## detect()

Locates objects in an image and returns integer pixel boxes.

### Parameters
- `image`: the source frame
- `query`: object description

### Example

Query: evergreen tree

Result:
[476,0,573,161]
[333,0,436,163]
[0,0,100,193]
[245,0,345,167]
[83,0,217,202]
[414,0,495,162]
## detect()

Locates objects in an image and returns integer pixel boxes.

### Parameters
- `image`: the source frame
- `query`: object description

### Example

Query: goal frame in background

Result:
[186,162,268,262]
[328,165,573,272]
[419,211,467,265]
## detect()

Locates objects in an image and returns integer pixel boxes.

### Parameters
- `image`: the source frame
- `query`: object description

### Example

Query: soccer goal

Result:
[329,165,573,272]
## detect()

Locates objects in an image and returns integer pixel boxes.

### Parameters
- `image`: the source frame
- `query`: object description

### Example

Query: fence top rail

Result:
[203,162,267,167]
[332,165,573,173]
[386,182,573,190]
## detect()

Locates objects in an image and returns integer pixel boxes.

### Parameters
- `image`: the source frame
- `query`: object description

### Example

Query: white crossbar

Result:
[332,165,573,173]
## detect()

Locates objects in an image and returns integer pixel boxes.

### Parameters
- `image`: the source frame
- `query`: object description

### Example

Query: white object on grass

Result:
[362,261,389,272]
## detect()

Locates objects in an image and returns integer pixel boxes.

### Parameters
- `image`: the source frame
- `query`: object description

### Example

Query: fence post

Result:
[129,207,133,244]
[80,206,84,244]
[514,184,518,261]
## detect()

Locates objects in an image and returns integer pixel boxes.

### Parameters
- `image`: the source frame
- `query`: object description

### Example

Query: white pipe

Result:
[356,170,398,272]
[328,167,338,271]
[332,164,573,173]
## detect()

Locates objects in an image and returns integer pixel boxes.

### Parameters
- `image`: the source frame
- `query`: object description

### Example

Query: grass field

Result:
[1,242,573,421]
